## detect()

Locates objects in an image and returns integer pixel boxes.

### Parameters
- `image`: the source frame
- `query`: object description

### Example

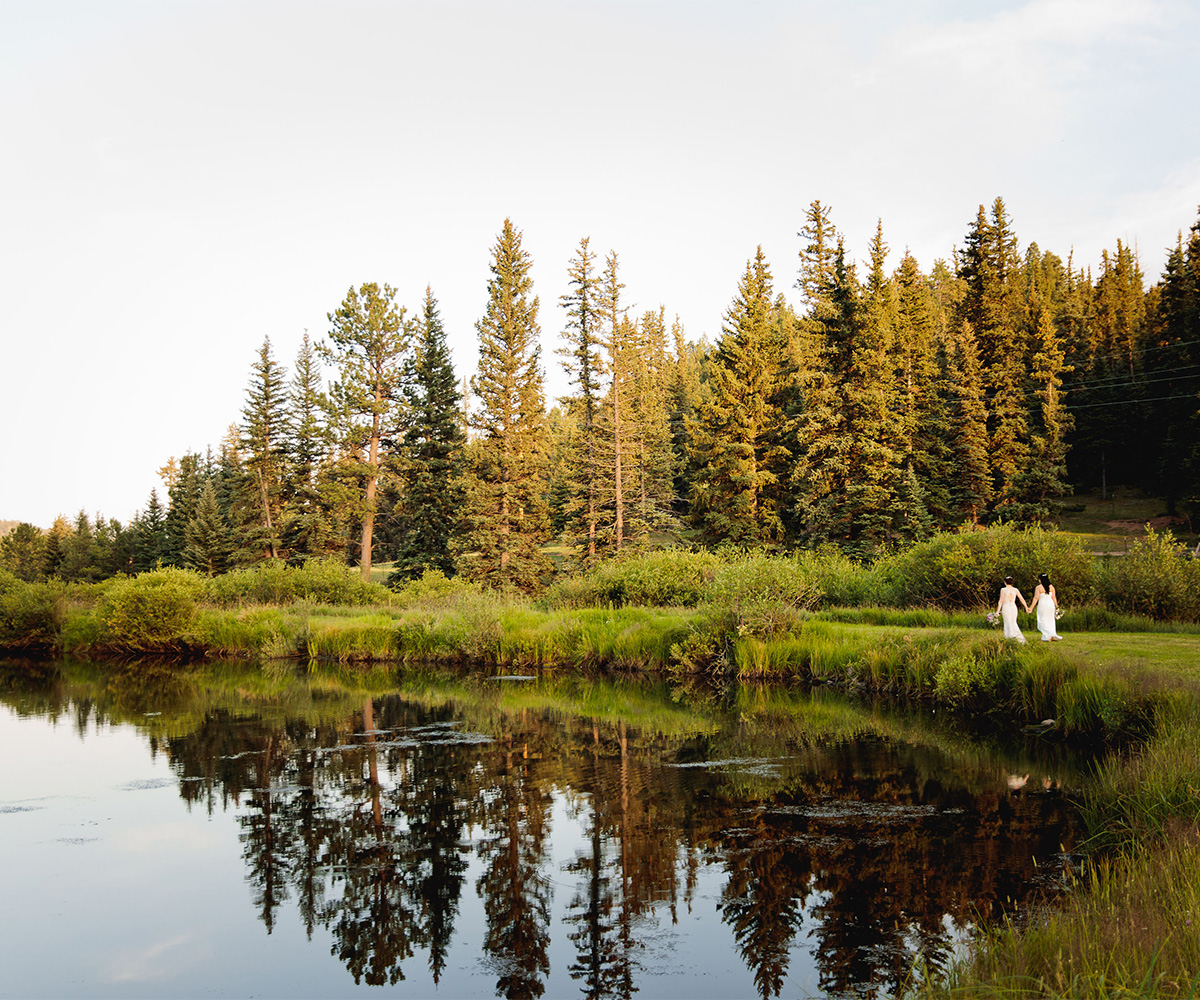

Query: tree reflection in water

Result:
[22,669,1082,999]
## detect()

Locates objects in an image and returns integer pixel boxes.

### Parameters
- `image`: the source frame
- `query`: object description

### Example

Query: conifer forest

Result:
[5,199,1200,588]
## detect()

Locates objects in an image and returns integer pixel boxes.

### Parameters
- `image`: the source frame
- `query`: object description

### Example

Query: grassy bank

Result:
[913,704,1200,998]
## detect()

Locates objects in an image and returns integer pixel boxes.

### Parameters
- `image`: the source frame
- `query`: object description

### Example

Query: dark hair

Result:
[1004,576,1014,586]
[1039,573,1051,591]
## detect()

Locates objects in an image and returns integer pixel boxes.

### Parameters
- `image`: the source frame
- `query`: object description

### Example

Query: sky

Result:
[2,0,1198,529]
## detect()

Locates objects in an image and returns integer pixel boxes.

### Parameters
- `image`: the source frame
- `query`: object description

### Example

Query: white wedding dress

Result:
[1001,600,1026,643]
[1035,590,1058,642]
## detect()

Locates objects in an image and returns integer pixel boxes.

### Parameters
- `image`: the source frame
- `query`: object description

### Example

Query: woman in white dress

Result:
[996,576,1030,643]
[1030,572,1061,641]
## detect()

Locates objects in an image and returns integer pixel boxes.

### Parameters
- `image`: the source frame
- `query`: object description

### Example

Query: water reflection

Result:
[1,660,1085,998]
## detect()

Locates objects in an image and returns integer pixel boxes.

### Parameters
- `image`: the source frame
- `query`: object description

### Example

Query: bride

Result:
[996,576,1030,643]
[1030,573,1061,641]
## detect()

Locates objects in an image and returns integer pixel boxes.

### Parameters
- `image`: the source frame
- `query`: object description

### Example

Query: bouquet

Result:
[1055,607,1063,620]
[986,611,1000,627]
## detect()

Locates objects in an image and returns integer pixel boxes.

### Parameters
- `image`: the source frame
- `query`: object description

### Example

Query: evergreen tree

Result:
[690,246,790,545]
[0,523,45,582]
[957,198,1030,510]
[455,219,553,590]
[1013,304,1074,513]
[842,221,903,545]
[795,200,839,308]
[134,489,168,571]
[556,237,606,563]
[42,514,72,578]
[323,283,413,580]
[163,452,203,566]
[236,337,290,562]
[388,286,464,582]
[792,240,858,546]
[667,318,709,520]
[58,510,99,582]
[596,251,631,553]
[183,480,231,576]
[947,322,992,521]
[625,307,681,543]
[280,332,339,563]
[894,251,954,525]
[1146,214,1200,516]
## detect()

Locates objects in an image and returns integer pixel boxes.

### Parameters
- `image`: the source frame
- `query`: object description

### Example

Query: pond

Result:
[0,658,1090,999]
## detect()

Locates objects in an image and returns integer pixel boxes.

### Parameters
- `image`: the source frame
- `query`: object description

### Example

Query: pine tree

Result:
[163,452,203,566]
[59,510,98,582]
[183,480,231,576]
[388,286,464,582]
[894,251,954,526]
[624,307,681,543]
[667,317,708,520]
[455,219,552,590]
[42,514,71,578]
[0,522,45,582]
[134,489,168,571]
[957,198,1029,511]
[323,282,413,580]
[842,221,903,546]
[556,238,606,563]
[1147,214,1200,516]
[690,247,790,545]
[596,251,630,553]
[280,332,339,563]
[795,200,838,308]
[948,322,992,521]
[236,337,290,562]
[1013,304,1074,513]
[792,240,858,546]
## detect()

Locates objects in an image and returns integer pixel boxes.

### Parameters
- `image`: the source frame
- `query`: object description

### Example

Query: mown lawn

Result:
[821,620,1200,688]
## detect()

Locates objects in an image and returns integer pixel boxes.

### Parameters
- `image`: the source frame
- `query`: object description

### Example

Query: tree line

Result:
[4,202,1199,590]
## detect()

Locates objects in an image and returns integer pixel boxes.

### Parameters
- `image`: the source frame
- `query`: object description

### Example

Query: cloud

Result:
[105,933,197,983]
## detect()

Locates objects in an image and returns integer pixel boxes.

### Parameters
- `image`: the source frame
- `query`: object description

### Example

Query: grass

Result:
[1053,486,1198,553]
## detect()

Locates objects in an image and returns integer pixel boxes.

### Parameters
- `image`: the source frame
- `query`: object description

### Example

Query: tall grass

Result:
[923,831,1200,999]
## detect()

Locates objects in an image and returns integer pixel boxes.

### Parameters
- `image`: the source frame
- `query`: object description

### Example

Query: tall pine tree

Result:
[388,287,464,582]
[455,219,552,590]
[323,283,412,580]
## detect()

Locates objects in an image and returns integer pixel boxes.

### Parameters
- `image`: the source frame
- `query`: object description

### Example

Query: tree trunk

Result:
[361,410,381,582]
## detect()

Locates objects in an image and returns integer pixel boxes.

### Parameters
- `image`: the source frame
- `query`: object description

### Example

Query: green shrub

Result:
[800,546,892,606]
[96,568,204,649]
[0,570,65,648]
[546,548,720,608]
[1099,528,1200,622]
[206,559,298,605]
[876,523,1098,609]
[392,568,481,606]
[204,557,392,608]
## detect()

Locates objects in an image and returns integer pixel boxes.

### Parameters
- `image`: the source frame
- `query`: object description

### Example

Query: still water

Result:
[0,658,1087,999]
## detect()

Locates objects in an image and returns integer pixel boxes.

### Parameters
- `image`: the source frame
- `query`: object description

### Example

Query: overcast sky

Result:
[2,0,1198,529]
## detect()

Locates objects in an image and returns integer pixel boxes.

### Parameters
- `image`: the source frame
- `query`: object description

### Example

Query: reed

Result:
[305,613,398,662]
[922,832,1200,998]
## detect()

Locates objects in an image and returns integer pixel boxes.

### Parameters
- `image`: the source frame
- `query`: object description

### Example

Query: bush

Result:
[392,568,481,607]
[876,523,1098,610]
[1098,528,1200,621]
[96,568,203,649]
[205,558,392,607]
[546,549,720,608]
[0,570,65,648]
[702,554,821,639]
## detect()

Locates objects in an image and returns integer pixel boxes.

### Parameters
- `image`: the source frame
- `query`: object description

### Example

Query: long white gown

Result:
[1000,596,1026,643]
[1035,589,1058,641]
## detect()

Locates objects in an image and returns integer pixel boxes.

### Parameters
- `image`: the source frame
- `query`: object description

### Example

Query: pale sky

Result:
[2,0,1198,529]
